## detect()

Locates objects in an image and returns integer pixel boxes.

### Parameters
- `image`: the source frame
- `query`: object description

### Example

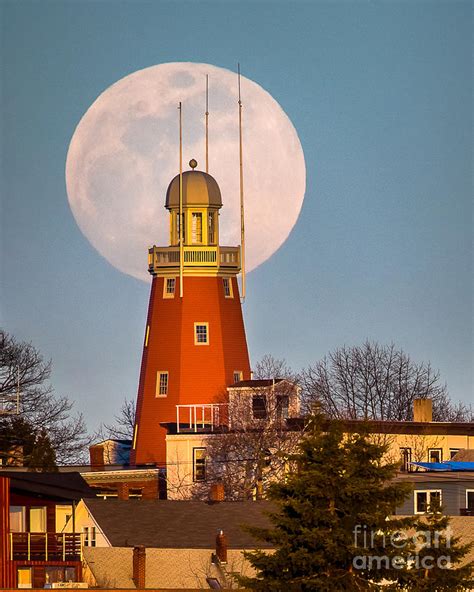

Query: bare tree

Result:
[101,398,135,440]
[0,329,90,464]
[191,379,303,501]
[300,341,470,421]
[253,354,295,381]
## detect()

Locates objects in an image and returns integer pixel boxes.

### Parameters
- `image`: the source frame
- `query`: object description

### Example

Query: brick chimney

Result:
[216,530,228,564]
[209,482,225,502]
[89,445,105,471]
[132,545,146,588]
[413,399,433,423]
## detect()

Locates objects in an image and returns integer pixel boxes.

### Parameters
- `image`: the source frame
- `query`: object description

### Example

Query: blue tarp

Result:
[410,461,474,471]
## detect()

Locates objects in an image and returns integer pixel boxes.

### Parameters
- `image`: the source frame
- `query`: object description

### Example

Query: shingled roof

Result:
[84,499,274,548]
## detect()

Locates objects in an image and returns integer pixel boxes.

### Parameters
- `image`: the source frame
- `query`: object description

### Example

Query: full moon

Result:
[66,62,306,282]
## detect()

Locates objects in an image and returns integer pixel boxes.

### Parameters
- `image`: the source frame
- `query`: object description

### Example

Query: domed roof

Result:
[165,166,222,209]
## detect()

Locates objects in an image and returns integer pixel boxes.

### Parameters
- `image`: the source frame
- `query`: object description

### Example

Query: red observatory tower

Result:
[131,160,251,465]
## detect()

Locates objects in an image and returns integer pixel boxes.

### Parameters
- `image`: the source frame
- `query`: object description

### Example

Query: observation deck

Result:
[148,245,241,275]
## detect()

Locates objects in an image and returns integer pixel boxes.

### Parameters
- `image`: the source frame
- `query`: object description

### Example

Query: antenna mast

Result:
[238,64,246,300]
[179,102,184,298]
[16,366,20,414]
[205,75,209,173]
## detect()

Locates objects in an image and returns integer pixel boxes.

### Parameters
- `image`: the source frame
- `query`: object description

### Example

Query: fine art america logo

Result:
[353,525,453,570]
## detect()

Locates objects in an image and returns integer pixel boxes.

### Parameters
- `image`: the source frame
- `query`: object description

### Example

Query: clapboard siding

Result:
[396,480,474,515]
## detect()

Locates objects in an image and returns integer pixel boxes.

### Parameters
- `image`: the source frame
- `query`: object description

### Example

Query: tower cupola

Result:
[165,161,222,248]
[148,160,239,274]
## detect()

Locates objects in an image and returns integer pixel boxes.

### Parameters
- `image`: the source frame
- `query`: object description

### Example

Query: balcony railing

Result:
[148,246,240,273]
[9,532,82,561]
[176,404,229,433]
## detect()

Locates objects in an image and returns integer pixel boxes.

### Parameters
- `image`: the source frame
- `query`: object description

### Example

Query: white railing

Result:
[176,404,228,433]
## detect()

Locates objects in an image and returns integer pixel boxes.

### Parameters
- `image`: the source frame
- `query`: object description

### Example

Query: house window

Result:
[400,447,412,472]
[144,325,150,347]
[194,323,209,345]
[191,212,203,243]
[414,490,442,514]
[466,489,474,512]
[428,448,442,463]
[193,448,206,482]
[45,566,77,583]
[83,526,96,546]
[10,506,26,532]
[450,448,460,459]
[466,490,474,511]
[17,567,32,588]
[163,278,176,298]
[276,395,289,420]
[156,371,169,396]
[208,212,216,244]
[252,395,267,420]
[29,507,46,532]
[233,371,243,383]
[223,278,233,298]
[129,488,143,499]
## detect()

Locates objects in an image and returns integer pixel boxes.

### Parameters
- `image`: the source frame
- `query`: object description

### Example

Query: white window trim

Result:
[156,371,169,397]
[193,447,207,482]
[233,370,243,383]
[163,277,176,299]
[194,322,209,345]
[223,277,234,299]
[428,448,443,463]
[414,489,442,514]
[466,489,474,509]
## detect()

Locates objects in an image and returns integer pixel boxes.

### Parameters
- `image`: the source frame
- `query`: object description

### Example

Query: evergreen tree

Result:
[0,417,58,471]
[402,500,473,591]
[238,414,418,591]
[28,428,58,472]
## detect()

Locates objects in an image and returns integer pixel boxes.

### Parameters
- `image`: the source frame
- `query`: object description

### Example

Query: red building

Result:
[131,162,251,465]
[0,472,95,588]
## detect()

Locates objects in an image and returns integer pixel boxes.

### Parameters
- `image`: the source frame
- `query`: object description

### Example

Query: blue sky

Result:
[1,0,472,431]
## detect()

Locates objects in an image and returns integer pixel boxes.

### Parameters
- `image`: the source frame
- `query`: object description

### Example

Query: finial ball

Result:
[189,159,198,170]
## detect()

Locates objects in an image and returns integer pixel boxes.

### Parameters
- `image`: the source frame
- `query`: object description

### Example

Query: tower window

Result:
[233,370,243,383]
[193,448,206,482]
[156,371,169,396]
[208,212,216,244]
[163,277,176,298]
[191,212,203,244]
[194,323,209,345]
[176,212,186,243]
[223,278,233,298]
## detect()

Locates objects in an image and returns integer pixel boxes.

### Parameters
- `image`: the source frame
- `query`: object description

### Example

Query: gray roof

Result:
[84,499,274,549]
[0,470,96,501]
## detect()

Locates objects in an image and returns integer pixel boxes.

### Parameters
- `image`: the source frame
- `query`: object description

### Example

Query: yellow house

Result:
[165,397,474,500]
